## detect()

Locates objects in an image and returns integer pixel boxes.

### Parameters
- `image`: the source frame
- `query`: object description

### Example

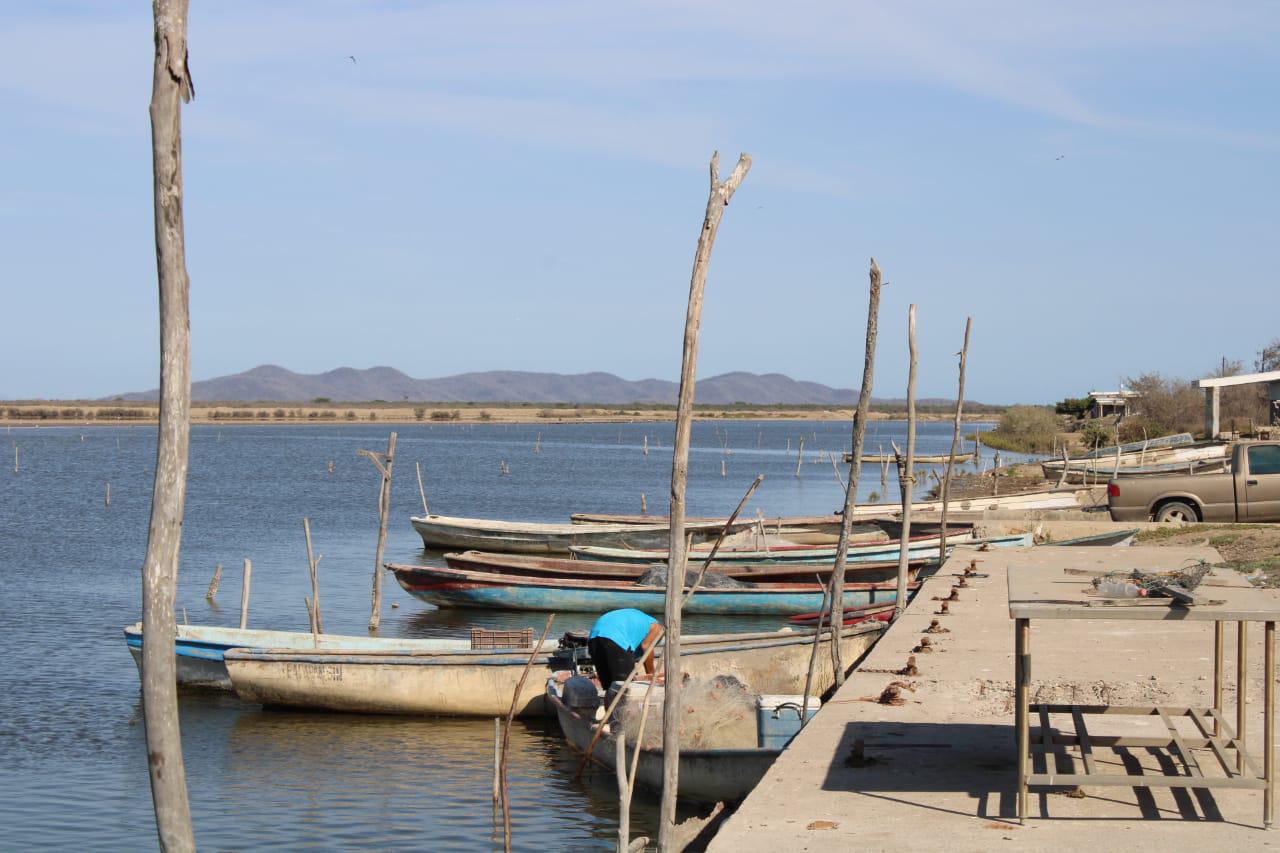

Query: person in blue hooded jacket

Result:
[587,608,663,688]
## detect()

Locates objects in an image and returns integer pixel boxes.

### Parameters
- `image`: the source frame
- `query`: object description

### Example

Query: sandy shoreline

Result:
[1,400,996,427]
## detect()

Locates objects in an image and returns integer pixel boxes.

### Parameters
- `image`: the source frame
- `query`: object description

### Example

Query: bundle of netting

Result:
[633,565,751,589]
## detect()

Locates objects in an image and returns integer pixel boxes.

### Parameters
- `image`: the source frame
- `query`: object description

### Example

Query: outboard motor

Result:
[550,629,596,676]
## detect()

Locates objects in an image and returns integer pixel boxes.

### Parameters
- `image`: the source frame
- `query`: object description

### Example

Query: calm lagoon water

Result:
[0,418,995,850]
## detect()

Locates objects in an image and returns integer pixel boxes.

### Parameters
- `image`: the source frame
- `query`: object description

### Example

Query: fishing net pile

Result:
[1092,560,1214,599]
[633,566,751,589]
[614,674,759,750]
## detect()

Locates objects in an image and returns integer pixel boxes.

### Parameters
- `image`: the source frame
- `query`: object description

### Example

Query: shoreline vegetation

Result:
[1,399,1002,427]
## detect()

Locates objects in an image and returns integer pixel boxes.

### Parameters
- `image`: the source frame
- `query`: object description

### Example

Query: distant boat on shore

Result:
[410,513,749,555]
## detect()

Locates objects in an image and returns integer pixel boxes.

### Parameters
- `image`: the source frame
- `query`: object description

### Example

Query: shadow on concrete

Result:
[820,720,1243,825]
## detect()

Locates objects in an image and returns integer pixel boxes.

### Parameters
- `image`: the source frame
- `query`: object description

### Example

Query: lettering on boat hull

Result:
[284,662,344,682]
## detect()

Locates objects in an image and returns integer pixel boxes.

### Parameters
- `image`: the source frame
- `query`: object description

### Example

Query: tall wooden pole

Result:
[659,151,750,849]
[303,517,323,634]
[938,317,972,566]
[894,305,919,620]
[141,1,196,847]
[828,259,882,686]
[358,432,397,632]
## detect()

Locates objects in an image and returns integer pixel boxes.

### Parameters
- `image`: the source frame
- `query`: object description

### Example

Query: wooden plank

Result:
[1187,707,1235,777]
[1070,706,1098,776]
[1028,773,1265,790]
[1158,707,1202,778]
[1209,708,1263,779]
[1037,706,1054,776]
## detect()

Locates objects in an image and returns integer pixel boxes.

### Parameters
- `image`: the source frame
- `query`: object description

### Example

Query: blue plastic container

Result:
[756,694,820,749]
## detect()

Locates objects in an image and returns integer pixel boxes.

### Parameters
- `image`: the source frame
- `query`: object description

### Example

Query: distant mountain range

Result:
[114,364,977,407]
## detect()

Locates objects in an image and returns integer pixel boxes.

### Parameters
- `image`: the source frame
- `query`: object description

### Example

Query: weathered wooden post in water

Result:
[938,317,972,566]
[303,517,323,634]
[205,563,222,601]
[829,260,882,686]
[415,461,429,515]
[358,432,397,632]
[498,614,555,852]
[658,151,750,849]
[239,558,252,629]
[140,1,197,846]
[894,306,919,620]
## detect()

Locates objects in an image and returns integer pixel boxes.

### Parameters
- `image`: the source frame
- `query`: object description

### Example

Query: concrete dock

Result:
[710,545,1280,851]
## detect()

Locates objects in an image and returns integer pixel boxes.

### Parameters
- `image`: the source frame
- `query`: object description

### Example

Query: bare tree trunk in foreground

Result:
[142,1,196,848]
[829,259,882,685]
[659,151,751,850]
[938,318,972,566]
[358,432,397,632]
[894,305,919,620]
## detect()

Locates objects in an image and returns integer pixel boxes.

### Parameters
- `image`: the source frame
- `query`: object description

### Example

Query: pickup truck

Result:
[1108,441,1280,523]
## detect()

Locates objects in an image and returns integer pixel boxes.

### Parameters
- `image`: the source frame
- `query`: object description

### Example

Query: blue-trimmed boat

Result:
[122,623,477,690]
[568,531,1032,565]
[387,563,915,615]
[226,622,884,717]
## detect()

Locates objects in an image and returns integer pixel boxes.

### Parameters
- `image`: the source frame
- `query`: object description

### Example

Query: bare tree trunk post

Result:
[415,461,429,515]
[303,517,323,634]
[358,432,397,632]
[492,717,501,808]
[500,613,555,853]
[616,733,631,852]
[141,2,196,846]
[894,305,919,620]
[829,259,883,685]
[659,151,750,849]
[239,558,252,629]
[205,563,222,601]
[801,573,833,723]
[938,318,972,566]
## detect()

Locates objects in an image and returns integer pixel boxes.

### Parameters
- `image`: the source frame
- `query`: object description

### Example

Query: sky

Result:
[1,1,1278,403]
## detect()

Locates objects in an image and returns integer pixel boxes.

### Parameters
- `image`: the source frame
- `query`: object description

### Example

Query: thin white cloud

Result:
[2,0,1277,164]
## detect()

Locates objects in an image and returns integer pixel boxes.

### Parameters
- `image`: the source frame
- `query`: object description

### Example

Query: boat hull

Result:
[568,531,1032,565]
[410,514,746,555]
[390,564,913,615]
[441,550,928,583]
[549,687,778,802]
[226,624,883,718]
[123,623,475,691]
[844,490,1086,519]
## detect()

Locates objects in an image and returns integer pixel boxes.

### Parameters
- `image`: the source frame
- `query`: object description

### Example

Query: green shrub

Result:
[1055,397,1093,417]
[983,406,1059,453]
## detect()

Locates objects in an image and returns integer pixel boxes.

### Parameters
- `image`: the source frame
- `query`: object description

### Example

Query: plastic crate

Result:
[756,694,820,749]
[470,627,533,650]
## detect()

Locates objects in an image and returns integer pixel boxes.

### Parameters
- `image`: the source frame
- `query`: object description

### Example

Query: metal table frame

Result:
[1012,596,1277,828]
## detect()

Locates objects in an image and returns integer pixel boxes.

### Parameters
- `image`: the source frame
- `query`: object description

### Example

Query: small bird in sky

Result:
[1055,154,1065,160]
[348,55,357,64]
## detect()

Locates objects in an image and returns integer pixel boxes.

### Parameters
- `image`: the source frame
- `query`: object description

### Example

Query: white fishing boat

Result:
[410,514,749,555]
[844,488,1089,520]
[224,623,883,717]
[1041,441,1230,481]
[547,677,794,803]
[122,623,474,690]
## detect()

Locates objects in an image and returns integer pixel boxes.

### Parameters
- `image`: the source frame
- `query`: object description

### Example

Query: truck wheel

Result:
[1154,501,1198,523]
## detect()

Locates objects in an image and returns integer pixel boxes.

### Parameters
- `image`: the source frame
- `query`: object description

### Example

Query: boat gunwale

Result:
[224,622,883,665]
[386,562,916,593]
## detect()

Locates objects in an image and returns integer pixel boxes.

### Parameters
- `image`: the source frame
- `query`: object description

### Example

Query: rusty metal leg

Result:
[1016,618,1030,824]
[1214,620,1224,736]
[1239,621,1249,775]
[1266,621,1274,829]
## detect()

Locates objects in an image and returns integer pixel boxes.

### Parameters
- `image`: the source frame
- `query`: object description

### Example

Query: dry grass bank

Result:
[0,400,995,427]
